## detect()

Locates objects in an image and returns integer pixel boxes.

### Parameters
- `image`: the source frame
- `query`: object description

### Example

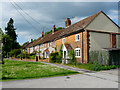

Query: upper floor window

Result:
[75,48,81,57]
[62,38,65,44]
[75,34,80,41]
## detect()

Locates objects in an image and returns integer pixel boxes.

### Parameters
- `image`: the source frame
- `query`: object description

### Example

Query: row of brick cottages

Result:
[21,11,120,64]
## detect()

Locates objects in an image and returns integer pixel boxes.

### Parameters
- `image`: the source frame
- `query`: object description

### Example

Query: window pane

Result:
[78,35,79,40]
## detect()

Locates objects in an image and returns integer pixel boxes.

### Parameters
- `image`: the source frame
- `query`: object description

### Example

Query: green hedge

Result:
[49,52,62,63]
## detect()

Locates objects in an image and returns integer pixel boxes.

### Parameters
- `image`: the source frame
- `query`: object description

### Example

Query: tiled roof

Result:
[28,11,102,47]
[27,37,42,48]
[21,42,30,49]
[44,48,49,52]
[65,44,73,50]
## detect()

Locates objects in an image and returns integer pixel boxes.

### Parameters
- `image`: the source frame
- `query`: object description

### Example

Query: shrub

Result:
[9,49,21,58]
[16,54,21,58]
[30,55,36,59]
[56,54,62,63]
[49,52,59,63]
[22,53,31,59]
[49,52,62,63]
[68,50,76,64]
[87,62,120,71]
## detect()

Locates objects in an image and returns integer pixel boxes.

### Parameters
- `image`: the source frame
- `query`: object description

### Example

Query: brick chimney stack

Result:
[42,31,44,37]
[31,39,33,42]
[52,25,56,34]
[65,18,71,27]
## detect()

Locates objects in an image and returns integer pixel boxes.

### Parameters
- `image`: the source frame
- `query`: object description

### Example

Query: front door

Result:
[46,51,49,58]
[64,51,66,64]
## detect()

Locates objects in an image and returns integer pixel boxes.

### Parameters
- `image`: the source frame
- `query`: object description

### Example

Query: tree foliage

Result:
[2,18,20,57]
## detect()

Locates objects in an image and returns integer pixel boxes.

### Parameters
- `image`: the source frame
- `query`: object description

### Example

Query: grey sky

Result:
[1,2,118,45]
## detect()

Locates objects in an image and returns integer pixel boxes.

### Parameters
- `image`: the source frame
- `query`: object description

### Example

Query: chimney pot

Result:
[65,18,71,27]
[42,31,44,37]
[52,25,56,34]
[31,39,33,42]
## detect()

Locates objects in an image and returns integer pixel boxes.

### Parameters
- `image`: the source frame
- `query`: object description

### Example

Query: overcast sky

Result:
[1,1,119,45]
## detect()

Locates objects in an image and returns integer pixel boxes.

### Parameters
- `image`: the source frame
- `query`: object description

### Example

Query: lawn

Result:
[1,60,79,81]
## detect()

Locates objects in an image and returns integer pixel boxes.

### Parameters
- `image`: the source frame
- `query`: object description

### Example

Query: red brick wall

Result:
[55,31,89,63]
[55,32,85,63]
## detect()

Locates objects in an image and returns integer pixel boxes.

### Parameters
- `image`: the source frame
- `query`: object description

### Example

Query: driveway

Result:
[2,61,119,88]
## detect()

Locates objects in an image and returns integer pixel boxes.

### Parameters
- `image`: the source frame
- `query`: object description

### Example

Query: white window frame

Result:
[75,48,81,57]
[75,34,80,41]
[62,38,65,44]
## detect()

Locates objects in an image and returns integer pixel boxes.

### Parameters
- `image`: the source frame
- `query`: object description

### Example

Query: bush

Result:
[56,55,62,63]
[9,49,21,58]
[68,50,76,64]
[87,62,120,71]
[49,52,62,63]
[49,52,59,63]
[30,55,36,59]
[16,54,21,58]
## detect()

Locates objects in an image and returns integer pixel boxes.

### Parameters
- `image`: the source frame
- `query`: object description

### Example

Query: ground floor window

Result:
[75,48,81,57]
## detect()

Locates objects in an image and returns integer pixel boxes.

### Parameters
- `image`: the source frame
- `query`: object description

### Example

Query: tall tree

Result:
[2,18,20,57]
[5,18,18,49]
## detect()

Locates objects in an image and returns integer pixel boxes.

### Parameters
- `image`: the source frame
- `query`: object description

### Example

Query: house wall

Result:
[55,31,88,63]
[30,47,34,53]
[85,13,119,33]
[89,32,111,51]
[27,48,30,54]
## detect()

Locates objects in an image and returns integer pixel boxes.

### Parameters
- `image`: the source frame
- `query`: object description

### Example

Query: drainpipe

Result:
[82,32,84,63]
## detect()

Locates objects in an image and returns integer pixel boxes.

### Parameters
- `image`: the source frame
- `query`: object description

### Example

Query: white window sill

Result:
[75,40,79,42]
[75,56,81,58]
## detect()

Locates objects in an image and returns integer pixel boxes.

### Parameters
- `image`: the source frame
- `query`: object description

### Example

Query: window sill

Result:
[75,56,81,58]
[75,40,79,42]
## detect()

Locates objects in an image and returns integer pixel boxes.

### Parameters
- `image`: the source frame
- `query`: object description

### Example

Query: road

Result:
[2,61,119,88]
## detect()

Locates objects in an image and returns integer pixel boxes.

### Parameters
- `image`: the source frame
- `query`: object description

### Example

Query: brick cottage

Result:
[21,11,120,64]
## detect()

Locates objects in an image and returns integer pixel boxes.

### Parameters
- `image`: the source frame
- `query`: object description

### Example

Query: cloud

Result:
[107,9,118,23]
[71,16,87,24]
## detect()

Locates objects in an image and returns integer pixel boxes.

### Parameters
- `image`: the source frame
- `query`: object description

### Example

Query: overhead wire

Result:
[9,0,41,40]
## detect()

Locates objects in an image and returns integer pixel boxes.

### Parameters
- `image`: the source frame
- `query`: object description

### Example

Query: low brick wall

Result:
[11,58,36,62]
[11,58,49,62]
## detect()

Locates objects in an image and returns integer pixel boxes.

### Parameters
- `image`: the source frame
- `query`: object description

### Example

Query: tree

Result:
[2,18,20,57]
[0,28,4,64]
[5,18,20,49]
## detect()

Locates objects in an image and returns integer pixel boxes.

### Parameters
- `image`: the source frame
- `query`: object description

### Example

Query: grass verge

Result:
[65,62,120,71]
[1,59,79,81]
